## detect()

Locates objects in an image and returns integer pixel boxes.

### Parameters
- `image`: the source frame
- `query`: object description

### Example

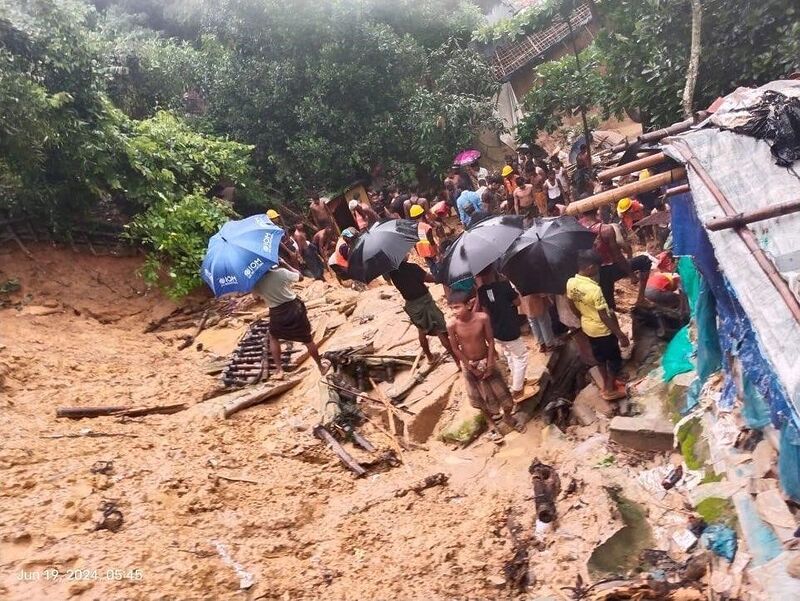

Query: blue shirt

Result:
[456,190,482,226]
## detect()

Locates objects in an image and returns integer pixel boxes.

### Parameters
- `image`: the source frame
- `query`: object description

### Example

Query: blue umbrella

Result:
[200,214,285,296]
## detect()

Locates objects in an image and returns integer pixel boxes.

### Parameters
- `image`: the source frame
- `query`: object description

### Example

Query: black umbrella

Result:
[438,215,524,285]
[347,219,419,283]
[500,216,596,295]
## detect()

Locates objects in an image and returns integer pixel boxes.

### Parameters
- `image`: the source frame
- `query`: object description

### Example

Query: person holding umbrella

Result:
[474,265,529,397]
[201,214,328,376]
[386,260,458,367]
[253,262,330,376]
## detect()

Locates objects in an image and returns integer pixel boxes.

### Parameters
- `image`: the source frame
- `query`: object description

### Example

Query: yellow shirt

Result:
[566,274,611,338]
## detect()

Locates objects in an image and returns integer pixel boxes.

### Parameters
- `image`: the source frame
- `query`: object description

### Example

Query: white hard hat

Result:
[348,199,358,210]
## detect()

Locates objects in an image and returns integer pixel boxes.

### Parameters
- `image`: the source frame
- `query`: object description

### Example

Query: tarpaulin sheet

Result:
[664,131,800,428]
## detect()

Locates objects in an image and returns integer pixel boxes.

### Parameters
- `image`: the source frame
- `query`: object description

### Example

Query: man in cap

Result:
[584,208,651,309]
[502,165,517,198]
[267,209,301,269]
[456,188,483,227]
[349,197,378,232]
[328,226,359,285]
[410,204,438,273]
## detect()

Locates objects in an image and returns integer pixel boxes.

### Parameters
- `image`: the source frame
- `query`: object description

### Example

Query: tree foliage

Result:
[517,46,606,141]
[1,0,500,297]
[509,0,800,138]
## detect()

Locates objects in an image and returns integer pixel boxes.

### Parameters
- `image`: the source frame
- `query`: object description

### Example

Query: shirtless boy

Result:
[447,292,524,440]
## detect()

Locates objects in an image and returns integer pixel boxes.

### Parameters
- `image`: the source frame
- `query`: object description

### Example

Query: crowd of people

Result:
[251,144,683,442]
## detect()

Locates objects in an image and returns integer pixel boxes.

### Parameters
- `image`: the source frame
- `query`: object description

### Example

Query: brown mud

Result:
[1,246,685,601]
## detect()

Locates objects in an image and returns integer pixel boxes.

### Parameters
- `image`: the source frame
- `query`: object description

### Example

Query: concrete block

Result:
[609,415,674,452]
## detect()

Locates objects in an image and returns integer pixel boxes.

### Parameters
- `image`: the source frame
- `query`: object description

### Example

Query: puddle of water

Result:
[588,491,653,576]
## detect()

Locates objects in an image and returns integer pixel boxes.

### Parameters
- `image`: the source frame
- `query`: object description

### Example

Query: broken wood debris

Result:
[221,319,298,387]
[503,511,533,592]
[394,472,448,498]
[388,354,443,403]
[312,424,367,477]
[221,377,303,418]
[56,403,187,419]
[323,344,414,392]
[529,459,560,524]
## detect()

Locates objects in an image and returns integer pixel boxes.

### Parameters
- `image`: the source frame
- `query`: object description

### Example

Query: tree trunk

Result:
[681,0,703,118]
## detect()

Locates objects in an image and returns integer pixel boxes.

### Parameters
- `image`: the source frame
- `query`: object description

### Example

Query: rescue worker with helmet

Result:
[409,204,438,274]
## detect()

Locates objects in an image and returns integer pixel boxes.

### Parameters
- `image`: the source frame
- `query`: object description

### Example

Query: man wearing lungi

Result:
[386,260,459,368]
[253,263,330,377]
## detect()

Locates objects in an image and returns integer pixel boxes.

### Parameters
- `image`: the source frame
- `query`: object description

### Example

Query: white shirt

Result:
[544,179,562,199]
[253,268,300,308]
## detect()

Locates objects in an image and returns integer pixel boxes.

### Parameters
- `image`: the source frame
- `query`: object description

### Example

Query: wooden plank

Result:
[312,425,366,477]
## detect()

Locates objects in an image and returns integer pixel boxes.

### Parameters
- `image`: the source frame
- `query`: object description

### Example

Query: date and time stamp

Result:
[16,567,144,583]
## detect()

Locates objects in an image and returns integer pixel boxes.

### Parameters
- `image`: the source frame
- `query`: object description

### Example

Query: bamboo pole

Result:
[674,146,800,324]
[705,198,800,231]
[597,152,667,181]
[664,184,690,198]
[565,168,686,216]
[608,112,708,154]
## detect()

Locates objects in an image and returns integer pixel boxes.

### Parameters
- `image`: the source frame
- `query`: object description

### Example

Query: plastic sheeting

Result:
[668,189,799,497]
[662,326,694,382]
[665,144,800,427]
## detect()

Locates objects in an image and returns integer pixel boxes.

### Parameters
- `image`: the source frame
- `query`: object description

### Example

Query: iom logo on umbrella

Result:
[254,215,271,228]
[243,257,264,279]
[218,275,238,287]
[261,232,274,254]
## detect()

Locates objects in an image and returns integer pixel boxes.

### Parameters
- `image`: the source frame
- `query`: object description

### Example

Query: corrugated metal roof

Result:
[491,3,593,81]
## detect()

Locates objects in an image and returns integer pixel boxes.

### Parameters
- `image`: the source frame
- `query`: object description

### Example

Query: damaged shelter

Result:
[571,79,800,596]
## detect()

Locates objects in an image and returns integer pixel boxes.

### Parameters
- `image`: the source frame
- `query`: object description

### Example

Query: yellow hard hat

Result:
[501,165,514,177]
[409,204,424,218]
[639,168,651,181]
[266,209,280,220]
[616,197,632,215]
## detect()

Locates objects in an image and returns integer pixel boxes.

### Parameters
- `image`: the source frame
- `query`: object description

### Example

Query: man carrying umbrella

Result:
[386,260,458,367]
[253,262,330,376]
[201,214,329,376]
[474,265,529,397]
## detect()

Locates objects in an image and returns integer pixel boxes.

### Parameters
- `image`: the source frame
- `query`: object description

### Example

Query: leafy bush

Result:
[127,192,235,298]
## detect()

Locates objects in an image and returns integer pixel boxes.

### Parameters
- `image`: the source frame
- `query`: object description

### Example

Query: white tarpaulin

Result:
[664,127,800,418]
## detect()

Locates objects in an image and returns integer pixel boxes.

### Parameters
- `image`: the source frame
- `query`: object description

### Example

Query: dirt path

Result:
[0,247,671,601]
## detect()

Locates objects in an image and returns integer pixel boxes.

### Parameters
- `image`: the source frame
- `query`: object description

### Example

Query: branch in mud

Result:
[56,403,188,419]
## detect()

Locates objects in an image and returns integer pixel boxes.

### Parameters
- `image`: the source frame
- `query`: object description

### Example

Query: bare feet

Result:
[273,369,285,380]
[601,385,627,401]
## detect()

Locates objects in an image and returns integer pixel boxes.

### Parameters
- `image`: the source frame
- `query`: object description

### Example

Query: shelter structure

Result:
[567,80,800,594]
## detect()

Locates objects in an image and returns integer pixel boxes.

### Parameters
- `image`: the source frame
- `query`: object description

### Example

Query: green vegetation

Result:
[1,0,499,296]
[508,0,800,138]
[440,413,486,445]
[676,417,706,471]
[696,497,737,527]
